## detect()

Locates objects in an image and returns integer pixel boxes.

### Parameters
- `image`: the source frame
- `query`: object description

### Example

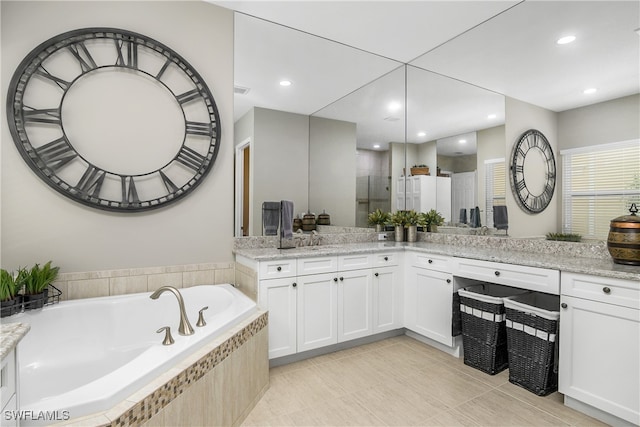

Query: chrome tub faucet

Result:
[150,286,195,336]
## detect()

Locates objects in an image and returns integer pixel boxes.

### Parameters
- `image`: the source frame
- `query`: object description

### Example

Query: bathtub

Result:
[14,284,259,425]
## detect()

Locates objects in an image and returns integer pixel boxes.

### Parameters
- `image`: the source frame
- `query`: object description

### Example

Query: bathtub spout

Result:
[150,286,195,336]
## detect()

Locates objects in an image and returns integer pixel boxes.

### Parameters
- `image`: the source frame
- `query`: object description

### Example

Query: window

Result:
[562,140,640,239]
[485,158,506,228]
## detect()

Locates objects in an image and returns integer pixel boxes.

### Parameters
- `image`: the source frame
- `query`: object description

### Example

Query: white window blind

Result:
[562,140,640,239]
[484,158,506,228]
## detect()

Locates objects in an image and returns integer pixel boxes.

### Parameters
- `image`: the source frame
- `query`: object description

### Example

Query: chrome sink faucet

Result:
[150,286,195,336]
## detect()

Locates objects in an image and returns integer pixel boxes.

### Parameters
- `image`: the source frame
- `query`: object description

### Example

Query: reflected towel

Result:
[469,208,476,228]
[459,208,467,224]
[474,206,481,228]
[262,201,280,236]
[281,200,294,239]
[493,205,508,231]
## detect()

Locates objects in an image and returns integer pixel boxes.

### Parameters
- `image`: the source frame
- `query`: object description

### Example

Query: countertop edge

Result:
[1,322,31,361]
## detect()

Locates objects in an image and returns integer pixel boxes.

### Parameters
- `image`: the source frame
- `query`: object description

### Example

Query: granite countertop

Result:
[234,241,640,282]
[1,322,30,361]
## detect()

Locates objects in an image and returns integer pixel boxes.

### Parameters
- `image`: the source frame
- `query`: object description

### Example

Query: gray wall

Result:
[1,1,234,272]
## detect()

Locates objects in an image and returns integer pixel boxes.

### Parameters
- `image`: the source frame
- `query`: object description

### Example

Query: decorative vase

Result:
[430,224,438,233]
[407,225,418,242]
[607,203,640,265]
[375,224,384,233]
[394,225,404,242]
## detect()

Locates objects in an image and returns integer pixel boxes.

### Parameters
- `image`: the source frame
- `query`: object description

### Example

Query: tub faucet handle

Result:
[197,306,209,327]
[156,326,175,346]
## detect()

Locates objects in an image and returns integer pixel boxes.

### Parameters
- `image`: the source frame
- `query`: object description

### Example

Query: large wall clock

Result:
[510,129,556,214]
[6,28,221,212]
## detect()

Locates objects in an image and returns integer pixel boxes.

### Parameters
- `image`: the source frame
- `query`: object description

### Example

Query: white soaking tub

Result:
[13,284,258,425]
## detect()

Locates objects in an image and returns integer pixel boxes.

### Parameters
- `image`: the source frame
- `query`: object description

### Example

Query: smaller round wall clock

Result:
[510,129,556,214]
[6,27,221,212]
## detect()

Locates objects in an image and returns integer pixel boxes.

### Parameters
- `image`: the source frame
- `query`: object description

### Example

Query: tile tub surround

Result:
[0,322,30,360]
[50,262,236,302]
[55,310,268,427]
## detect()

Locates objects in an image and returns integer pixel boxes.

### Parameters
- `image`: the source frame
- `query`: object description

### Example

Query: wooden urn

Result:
[607,203,640,266]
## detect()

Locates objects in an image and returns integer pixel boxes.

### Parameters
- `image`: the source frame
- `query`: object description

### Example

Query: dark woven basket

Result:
[459,293,509,375]
[452,291,462,337]
[505,304,559,396]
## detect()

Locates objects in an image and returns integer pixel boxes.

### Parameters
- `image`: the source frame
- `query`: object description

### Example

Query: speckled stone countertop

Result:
[0,322,30,361]
[234,241,640,282]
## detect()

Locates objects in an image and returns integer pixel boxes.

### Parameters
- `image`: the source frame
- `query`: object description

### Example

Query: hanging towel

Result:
[469,208,477,228]
[262,201,280,236]
[280,200,294,239]
[493,206,508,231]
[474,206,481,228]
[459,208,467,224]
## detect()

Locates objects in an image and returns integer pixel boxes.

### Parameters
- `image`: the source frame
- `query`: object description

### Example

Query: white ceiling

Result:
[211,0,640,151]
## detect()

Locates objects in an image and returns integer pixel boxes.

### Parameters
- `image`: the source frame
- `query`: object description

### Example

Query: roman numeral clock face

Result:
[6,28,221,212]
[510,129,556,214]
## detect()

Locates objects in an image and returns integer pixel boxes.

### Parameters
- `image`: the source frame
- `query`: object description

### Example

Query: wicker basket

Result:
[410,167,430,176]
[504,293,560,396]
[459,284,527,375]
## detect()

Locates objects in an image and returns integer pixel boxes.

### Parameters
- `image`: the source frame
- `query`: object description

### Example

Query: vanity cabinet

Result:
[559,272,640,425]
[1,349,18,427]
[405,252,456,347]
[257,253,400,358]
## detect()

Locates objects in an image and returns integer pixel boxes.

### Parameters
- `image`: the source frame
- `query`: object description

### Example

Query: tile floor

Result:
[242,335,607,426]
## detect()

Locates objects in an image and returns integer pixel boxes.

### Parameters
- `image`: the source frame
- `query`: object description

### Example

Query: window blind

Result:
[561,140,640,239]
[484,158,505,228]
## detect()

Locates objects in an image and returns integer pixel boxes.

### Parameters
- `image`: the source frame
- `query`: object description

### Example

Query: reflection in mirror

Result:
[233,13,403,236]
[310,66,406,228]
[406,65,506,229]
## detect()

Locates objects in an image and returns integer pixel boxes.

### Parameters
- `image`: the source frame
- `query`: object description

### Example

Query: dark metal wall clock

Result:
[6,27,221,212]
[510,129,556,214]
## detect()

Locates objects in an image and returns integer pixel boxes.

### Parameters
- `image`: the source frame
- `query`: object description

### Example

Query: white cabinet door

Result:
[406,266,454,347]
[559,295,640,425]
[337,269,373,342]
[372,265,402,333]
[297,272,338,352]
[259,278,297,359]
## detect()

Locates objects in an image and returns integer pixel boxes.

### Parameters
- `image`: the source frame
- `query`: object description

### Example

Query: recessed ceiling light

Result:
[459,139,467,144]
[279,80,292,87]
[556,35,576,45]
[583,88,597,94]
[417,132,426,137]
[487,114,497,119]
[373,144,381,149]
[388,101,402,112]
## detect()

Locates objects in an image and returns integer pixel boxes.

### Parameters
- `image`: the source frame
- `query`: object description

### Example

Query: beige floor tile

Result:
[497,383,609,426]
[451,388,570,426]
[269,357,317,377]
[351,377,448,426]
[286,394,385,426]
[422,409,482,426]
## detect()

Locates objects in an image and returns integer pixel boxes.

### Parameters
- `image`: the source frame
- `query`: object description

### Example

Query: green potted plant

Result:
[421,209,444,232]
[389,211,407,242]
[368,208,390,232]
[23,261,59,310]
[1,267,26,317]
[404,210,420,242]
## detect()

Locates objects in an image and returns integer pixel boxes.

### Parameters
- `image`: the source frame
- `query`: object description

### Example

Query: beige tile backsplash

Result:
[54,262,256,302]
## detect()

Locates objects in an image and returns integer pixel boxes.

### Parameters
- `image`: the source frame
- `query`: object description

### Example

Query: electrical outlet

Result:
[378,233,388,241]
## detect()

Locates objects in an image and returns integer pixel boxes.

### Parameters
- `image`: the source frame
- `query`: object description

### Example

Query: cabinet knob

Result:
[603,287,611,294]
[277,266,282,272]
[374,272,379,277]
[334,277,338,282]
[561,303,568,309]
[384,256,389,261]
[292,282,297,288]
[428,259,433,264]
[494,271,500,277]
[339,277,344,281]
[446,279,451,284]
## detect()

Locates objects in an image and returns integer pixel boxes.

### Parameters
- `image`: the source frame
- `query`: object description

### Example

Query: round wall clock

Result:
[6,27,221,212]
[510,129,556,214]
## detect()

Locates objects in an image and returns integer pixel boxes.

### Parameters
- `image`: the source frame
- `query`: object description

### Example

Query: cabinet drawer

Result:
[455,258,560,295]
[297,256,338,276]
[338,254,373,270]
[561,272,640,309]
[258,259,296,279]
[373,252,399,267]
[411,251,451,273]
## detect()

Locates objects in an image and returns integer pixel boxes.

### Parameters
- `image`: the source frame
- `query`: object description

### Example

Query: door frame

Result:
[235,138,251,236]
